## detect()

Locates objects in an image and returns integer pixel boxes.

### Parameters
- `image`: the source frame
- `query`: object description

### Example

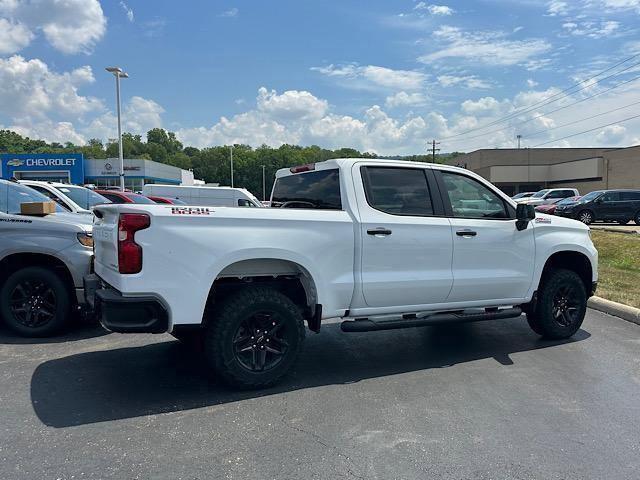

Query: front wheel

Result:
[204,287,305,389]
[526,269,587,339]
[578,210,594,225]
[0,266,71,337]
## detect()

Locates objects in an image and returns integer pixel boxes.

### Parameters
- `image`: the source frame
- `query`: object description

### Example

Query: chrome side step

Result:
[340,307,522,333]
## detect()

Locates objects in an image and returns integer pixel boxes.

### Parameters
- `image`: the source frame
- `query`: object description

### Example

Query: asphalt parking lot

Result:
[1,310,639,480]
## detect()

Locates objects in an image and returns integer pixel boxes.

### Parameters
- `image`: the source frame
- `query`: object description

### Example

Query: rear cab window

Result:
[271,169,342,210]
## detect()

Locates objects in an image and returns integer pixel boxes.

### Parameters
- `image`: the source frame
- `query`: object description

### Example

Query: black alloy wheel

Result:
[233,311,289,372]
[0,266,71,337]
[9,280,57,329]
[551,284,581,327]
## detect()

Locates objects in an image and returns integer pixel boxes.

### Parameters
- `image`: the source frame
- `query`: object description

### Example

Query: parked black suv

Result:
[555,189,640,225]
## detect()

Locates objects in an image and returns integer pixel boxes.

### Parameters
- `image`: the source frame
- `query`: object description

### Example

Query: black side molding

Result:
[341,307,522,332]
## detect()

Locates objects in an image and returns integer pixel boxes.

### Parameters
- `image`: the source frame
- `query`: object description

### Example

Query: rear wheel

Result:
[526,269,586,339]
[0,267,71,337]
[578,210,594,225]
[204,287,305,389]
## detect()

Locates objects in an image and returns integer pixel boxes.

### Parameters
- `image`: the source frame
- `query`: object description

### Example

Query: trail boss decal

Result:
[170,207,213,215]
[535,217,552,224]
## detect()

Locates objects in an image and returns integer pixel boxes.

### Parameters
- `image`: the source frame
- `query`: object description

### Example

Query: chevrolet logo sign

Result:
[6,159,24,167]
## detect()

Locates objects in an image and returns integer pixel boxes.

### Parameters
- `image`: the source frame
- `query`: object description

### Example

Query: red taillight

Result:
[289,163,316,174]
[118,213,150,274]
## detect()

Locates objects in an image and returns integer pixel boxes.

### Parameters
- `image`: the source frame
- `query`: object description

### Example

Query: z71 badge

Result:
[170,207,213,215]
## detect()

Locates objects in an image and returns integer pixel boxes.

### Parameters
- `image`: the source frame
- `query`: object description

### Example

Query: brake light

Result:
[289,163,316,173]
[118,213,150,274]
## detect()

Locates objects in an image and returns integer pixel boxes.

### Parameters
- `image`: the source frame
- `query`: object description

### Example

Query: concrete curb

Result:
[588,296,640,325]
[590,226,639,235]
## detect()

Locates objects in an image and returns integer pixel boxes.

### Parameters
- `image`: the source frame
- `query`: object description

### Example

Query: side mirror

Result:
[516,203,535,231]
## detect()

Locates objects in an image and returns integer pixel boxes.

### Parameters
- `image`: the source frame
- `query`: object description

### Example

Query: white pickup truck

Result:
[86,159,598,388]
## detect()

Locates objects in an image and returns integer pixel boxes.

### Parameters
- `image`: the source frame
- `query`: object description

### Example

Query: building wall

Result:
[453,146,639,194]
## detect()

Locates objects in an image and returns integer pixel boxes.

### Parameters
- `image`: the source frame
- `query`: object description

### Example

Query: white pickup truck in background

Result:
[86,159,598,388]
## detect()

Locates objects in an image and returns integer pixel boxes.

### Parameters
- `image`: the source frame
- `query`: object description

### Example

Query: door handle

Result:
[456,229,477,237]
[367,228,392,236]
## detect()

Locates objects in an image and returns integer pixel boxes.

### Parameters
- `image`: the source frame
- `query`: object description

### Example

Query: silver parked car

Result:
[0,179,94,337]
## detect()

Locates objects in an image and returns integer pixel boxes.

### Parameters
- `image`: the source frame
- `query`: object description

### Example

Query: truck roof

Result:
[275,157,459,178]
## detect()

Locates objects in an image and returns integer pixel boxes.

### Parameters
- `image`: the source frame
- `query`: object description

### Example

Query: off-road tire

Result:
[526,269,586,339]
[0,266,71,337]
[204,287,305,389]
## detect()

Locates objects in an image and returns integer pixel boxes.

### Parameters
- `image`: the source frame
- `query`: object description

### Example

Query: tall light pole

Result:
[229,145,234,187]
[106,67,129,191]
[517,134,522,149]
[261,164,266,201]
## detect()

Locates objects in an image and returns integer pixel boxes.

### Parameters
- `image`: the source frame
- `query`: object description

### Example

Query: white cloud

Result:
[0,0,106,54]
[176,87,432,154]
[596,0,640,12]
[385,91,427,108]
[437,74,492,89]
[419,26,552,68]
[219,7,238,18]
[0,17,33,53]
[8,119,85,145]
[256,87,328,120]
[526,78,539,87]
[86,96,164,140]
[120,1,134,22]
[562,20,620,39]
[312,63,427,91]
[0,55,102,120]
[546,1,569,16]
[414,2,454,15]
[596,124,626,143]
[460,97,504,116]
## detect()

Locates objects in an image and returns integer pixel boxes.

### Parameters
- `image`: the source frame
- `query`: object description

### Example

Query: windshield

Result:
[128,194,156,204]
[557,196,580,205]
[58,185,111,209]
[532,189,550,198]
[7,183,65,214]
[580,191,604,202]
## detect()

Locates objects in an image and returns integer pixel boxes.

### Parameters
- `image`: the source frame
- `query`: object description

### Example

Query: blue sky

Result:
[1,0,639,154]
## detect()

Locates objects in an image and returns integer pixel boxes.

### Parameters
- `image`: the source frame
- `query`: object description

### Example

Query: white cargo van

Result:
[142,185,263,207]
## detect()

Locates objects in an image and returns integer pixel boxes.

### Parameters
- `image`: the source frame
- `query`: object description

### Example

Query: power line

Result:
[440,53,640,141]
[524,98,640,139]
[444,72,640,145]
[531,112,640,147]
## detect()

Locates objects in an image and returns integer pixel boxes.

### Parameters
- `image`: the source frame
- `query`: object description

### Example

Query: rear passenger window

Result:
[362,167,434,216]
[601,192,620,202]
[621,191,640,201]
[271,169,342,210]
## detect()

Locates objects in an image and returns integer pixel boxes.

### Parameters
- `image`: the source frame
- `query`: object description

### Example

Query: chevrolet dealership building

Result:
[0,153,195,189]
[451,145,640,196]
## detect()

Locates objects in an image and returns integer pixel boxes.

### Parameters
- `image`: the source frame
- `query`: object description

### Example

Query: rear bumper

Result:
[84,274,169,333]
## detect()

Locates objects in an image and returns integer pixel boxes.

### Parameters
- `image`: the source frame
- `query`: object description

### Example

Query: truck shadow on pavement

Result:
[0,322,109,345]
[30,318,590,428]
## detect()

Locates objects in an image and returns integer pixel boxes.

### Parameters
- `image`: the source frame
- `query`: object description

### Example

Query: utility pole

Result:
[261,164,266,201]
[229,145,234,188]
[517,134,522,149]
[430,139,440,163]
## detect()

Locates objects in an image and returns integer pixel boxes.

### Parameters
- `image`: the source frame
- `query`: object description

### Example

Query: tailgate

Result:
[92,207,120,274]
